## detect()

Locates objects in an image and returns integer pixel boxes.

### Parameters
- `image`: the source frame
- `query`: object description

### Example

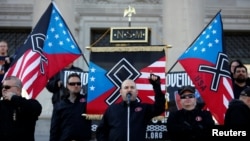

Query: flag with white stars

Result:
[87,50,166,114]
[4,2,82,99]
[178,11,233,125]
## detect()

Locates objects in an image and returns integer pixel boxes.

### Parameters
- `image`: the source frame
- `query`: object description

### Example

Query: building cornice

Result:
[0,4,33,27]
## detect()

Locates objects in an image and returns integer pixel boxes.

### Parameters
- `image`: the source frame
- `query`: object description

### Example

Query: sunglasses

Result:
[1,85,19,90]
[180,94,195,99]
[68,82,81,86]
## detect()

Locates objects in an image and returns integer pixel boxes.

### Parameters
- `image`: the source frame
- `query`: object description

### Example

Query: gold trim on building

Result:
[87,46,169,52]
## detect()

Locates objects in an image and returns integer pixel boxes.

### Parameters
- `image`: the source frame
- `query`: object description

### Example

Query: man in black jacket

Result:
[0,40,13,97]
[96,74,166,141]
[224,87,250,131]
[0,76,42,141]
[50,73,92,141]
[232,64,250,99]
[167,86,215,141]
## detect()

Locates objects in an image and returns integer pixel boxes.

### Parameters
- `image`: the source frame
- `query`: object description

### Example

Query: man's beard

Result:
[235,77,246,83]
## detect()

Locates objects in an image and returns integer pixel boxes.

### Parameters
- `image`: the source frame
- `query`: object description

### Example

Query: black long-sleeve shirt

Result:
[0,95,42,141]
[224,99,250,130]
[50,94,92,141]
[167,107,215,141]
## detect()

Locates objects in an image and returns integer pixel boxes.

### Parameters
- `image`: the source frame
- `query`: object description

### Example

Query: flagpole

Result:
[81,53,89,68]
[63,25,90,68]
[65,25,90,68]
[167,9,222,73]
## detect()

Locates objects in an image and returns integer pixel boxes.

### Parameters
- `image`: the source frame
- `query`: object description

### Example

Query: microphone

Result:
[126,93,132,105]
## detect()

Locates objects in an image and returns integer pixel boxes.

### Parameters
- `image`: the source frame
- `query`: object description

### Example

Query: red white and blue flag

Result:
[4,2,82,98]
[87,50,166,114]
[177,11,233,125]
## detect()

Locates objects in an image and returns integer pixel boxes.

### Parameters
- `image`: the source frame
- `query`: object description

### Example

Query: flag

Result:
[87,48,166,114]
[177,11,234,125]
[4,2,82,99]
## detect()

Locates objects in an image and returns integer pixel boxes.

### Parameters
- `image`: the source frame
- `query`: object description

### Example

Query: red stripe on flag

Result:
[5,50,42,98]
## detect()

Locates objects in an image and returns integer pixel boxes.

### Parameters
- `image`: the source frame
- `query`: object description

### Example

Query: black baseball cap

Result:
[240,87,250,97]
[178,86,195,96]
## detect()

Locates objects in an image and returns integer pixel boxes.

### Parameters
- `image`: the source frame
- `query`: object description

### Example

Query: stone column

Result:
[32,0,50,27]
[163,0,205,72]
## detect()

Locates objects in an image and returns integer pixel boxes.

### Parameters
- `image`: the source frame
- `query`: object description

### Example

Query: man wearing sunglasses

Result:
[46,62,86,106]
[167,85,215,141]
[50,73,92,141]
[0,76,42,141]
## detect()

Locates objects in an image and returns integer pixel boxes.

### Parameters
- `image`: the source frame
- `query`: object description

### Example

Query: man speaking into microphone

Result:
[96,74,166,141]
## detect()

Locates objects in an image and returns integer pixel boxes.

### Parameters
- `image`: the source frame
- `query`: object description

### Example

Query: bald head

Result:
[120,79,138,102]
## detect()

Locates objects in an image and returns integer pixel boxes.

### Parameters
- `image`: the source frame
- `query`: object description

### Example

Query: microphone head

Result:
[127,93,132,96]
[126,93,132,105]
